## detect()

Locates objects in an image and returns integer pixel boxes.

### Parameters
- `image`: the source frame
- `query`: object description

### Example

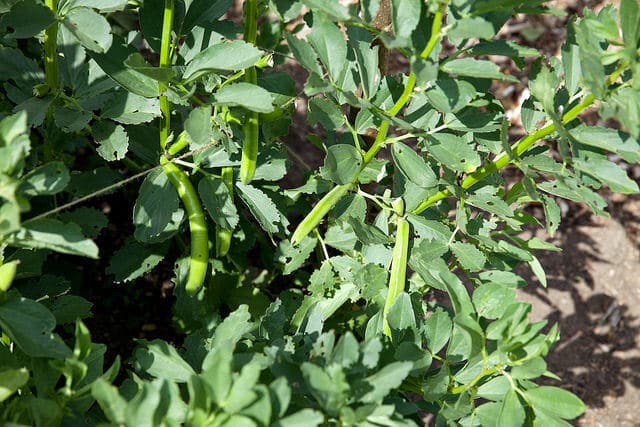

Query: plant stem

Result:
[44,0,59,90]
[240,0,259,183]
[411,62,629,215]
[159,0,175,149]
[290,3,449,245]
[357,0,448,178]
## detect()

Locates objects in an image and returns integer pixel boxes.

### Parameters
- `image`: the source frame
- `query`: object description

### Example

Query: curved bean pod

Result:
[383,214,410,337]
[160,156,209,295]
[291,183,351,246]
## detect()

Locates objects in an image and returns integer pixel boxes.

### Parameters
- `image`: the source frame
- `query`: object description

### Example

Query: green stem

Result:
[44,0,59,90]
[290,3,448,245]
[357,0,448,177]
[159,0,175,149]
[240,0,259,184]
[411,62,628,215]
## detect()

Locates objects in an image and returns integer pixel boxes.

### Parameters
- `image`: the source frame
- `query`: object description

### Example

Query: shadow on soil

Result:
[520,210,640,410]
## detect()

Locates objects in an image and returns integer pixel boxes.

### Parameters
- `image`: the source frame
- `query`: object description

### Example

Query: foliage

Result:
[0,0,639,425]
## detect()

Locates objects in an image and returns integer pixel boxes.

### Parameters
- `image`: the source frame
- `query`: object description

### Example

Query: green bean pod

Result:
[291,183,352,246]
[160,156,209,295]
[216,167,233,256]
[0,260,18,292]
[383,214,410,336]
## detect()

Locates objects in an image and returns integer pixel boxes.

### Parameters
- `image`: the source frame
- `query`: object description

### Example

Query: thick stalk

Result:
[240,0,259,183]
[357,0,448,176]
[291,2,448,245]
[411,63,628,215]
[44,0,59,90]
[159,0,175,149]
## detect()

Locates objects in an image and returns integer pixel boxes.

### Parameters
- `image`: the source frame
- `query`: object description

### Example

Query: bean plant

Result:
[0,0,639,425]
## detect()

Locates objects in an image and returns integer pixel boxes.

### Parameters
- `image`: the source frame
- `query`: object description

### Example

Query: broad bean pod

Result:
[160,156,209,295]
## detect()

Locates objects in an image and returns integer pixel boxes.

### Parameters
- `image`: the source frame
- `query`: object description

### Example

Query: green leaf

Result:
[301,0,350,20]
[198,176,238,230]
[212,305,255,348]
[8,219,99,258]
[607,87,640,138]
[185,105,212,148]
[1,0,55,39]
[574,157,639,194]
[467,189,513,218]
[62,7,113,53]
[468,40,540,59]
[347,217,392,245]
[424,308,452,354]
[449,314,484,362]
[0,367,29,403]
[134,339,196,383]
[570,125,640,163]
[0,295,71,358]
[308,97,345,130]
[19,161,69,196]
[422,366,450,401]
[425,133,481,173]
[441,58,519,82]
[477,376,511,401]
[58,207,108,238]
[93,121,129,161]
[525,386,585,420]
[387,293,416,332]
[201,346,233,405]
[529,63,558,113]
[473,283,516,319]
[392,142,438,188]
[101,91,160,125]
[107,239,168,283]
[124,53,175,83]
[133,169,185,243]
[61,0,128,13]
[183,40,263,81]
[497,389,526,427]
[620,0,640,50]
[88,38,159,97]
[236,182,285,234]
[273,409,324,427]
[276,237,317,275]
[182,0,233,31]
[450,242,486,272]
[92,378,127,424]
[448,16,497,43]
[359,361,413,403]
[320,144,363,185]
[511,357,547,379]
[538,178,608,216]
[215,83,274,113]
[49,295,92,324]
[301,363,349,414]
[307,17,347,81]
[285,33,323,76]
[425,79,477,114]
[391,0,421,41]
